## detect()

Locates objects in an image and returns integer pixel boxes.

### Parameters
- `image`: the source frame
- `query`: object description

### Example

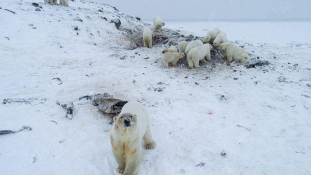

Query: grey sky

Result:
[91,0,311,20]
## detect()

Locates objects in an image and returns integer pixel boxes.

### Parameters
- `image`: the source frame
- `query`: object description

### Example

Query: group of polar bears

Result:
[162,27,249,69]
[142,16,249,68]
[44,0,69,7]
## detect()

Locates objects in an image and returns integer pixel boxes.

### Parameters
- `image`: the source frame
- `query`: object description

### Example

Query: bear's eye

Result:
[121,117,123,119]
[130,115,132,118]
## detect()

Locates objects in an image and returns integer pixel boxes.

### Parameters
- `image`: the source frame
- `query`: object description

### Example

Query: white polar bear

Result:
[215,43,249,64]
[44,0,57,4]
[203,28,221,44]
[111,101,156,175]
[59,0,69,6]
[213,31,227,46]
[178,41,188,53]
[162,46,177,54]
[162,52,185,68]
[44,0,68,6]
[187,44,213,69]
[184,40,203,55]
[143,27,153,48]
[153,16,165,32]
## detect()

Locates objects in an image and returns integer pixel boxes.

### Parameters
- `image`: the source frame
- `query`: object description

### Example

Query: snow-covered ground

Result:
[1,1,311,175]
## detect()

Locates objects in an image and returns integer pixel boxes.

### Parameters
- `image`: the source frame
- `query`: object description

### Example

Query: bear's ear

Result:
[113,116,117,122]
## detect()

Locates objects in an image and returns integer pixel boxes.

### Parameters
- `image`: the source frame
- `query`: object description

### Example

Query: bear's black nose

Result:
[124,119,131,127]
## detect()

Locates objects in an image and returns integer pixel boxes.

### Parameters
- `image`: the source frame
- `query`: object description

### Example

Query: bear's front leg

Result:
[226,55,233,64]
[162,60,169,68]
[143,125,157,149]
[111,136,126,174]
[123,145,141,175]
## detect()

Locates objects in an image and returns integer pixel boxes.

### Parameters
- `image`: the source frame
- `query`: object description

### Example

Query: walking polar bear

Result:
[216,43,249,64]
[143,27,153,48]
[187,44,213,69]
[203,28,221,44]
[153,16,165,32]
[162,46,177,54]
[111,101,156,175]
[213,31,227,46]
[184,40,203,55]
[178,41,188,54]
[44,0,69,6]
[162,52,185,68]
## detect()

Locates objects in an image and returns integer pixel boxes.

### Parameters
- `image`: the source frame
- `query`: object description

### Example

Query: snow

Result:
[1,0,311,175]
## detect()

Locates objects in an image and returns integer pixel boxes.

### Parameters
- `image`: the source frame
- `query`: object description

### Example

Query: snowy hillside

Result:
[1,0,311,175]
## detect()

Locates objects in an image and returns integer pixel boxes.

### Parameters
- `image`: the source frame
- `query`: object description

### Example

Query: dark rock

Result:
[5,9,16,14]
[74,26,79,31]
[100,16,107,21]
[35,8,41,11]
[233,78,238,80]
[110,19,121,30]
[246,60,270,69]
[195,82,199,85]
[74,17,83,22]
[98,9,103,12]
[32,3,39,7]
[135,17,141,21]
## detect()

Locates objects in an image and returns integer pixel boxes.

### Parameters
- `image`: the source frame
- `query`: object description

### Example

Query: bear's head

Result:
[214,43,226,50]
[178,53,185,59]
[113,113,138,134]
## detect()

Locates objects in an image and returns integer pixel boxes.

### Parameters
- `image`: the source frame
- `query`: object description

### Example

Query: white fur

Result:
[184,40,203,55]
[44,0,57,4]
[217,43,249,64]
[162,52,185,68]
[44,0,68,6]
[59,0,69,6]
[203,28,221,44]
[143,27,153,48]
[111,101,156,175]
[213,31,227,46]
[162,46,177,54]
[187,44,212,69]
[153,16,165,32]
[178,41,188,53]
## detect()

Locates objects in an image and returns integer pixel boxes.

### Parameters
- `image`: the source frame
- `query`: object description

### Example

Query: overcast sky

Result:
[89,0,311,21]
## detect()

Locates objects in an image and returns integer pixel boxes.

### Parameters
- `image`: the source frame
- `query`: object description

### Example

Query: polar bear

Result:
[44,0,68,6]
[44,0,57,4]
[111,101,156,175]
[153,16,165,32]
[187,44,213,69]
[143,27,153,48]
[215,43,249,64]
[162,46,177,54]
[184,40,203,55]
[162,52,185,68]
[59,0,69,6]
[178,41,188,53]
[203,28,221,44]
[213,31,227,46]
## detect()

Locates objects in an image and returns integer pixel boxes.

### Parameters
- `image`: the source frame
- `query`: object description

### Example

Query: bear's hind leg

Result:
[143,125,156,149]
[187,57,194,69]
[194,58,200,68]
